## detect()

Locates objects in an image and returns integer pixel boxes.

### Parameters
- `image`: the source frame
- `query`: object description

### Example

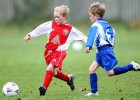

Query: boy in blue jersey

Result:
[84,2,140,96]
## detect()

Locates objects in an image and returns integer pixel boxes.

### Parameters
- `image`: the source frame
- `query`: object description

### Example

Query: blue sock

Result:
[113,64,134,75]
[90,73,98,93]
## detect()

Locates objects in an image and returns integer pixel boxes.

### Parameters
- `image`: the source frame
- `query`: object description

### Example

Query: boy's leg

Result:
[54,70,75,90]
[43,70,53,88]
[90,73,98,93]
[113,61,140,75]
[39,64,54,96]
[85,61,99,96]
[54,70,70,82]
[39,70,53,96]
[85,73,99,96]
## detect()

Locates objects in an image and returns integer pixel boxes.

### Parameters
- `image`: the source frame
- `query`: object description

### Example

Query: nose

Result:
[54,18,57,21]
[90,17,92,20]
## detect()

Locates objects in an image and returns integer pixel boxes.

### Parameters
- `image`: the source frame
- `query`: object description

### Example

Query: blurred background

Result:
[0,1,140,99]
[0,0,140,28]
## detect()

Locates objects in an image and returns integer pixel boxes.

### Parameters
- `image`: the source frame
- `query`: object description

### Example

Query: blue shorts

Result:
[95,45,118,71]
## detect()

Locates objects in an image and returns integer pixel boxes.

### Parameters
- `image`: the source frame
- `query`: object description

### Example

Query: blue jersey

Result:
[86,18,116,49]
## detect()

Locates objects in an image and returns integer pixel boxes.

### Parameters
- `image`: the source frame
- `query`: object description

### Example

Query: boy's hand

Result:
[23,35,31,42]
[84,47,90,53]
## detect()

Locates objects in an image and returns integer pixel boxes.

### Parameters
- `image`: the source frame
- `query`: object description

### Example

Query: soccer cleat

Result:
[85,91,99,96]
[130,61,140,70]
[39,86,46,96]
[67,74,75,90]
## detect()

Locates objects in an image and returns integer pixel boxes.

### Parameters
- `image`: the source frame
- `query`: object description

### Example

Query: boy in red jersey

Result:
[23,5,87,96]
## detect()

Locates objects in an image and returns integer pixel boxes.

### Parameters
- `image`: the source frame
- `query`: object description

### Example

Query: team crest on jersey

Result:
[63,29,69,36]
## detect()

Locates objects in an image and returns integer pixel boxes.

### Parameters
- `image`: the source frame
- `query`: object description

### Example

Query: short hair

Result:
[89,2,105,18]
[54,5,69,17]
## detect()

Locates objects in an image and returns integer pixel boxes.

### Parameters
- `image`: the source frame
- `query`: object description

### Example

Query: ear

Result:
[64,15,68,20]
[95,14,99,18]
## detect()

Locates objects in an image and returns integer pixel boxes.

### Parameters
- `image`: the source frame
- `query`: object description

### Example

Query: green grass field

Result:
[0,24,140,100]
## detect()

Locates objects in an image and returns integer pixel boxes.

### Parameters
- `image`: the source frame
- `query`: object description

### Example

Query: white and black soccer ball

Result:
[2,82,19,96]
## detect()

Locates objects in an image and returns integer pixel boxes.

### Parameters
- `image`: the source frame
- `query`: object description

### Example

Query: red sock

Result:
[55,70,70,82]
[43,70,53,88]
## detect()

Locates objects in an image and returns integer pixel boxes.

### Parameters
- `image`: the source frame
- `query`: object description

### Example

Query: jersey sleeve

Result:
[86,26,98,49]
[69,26,87,43]
[27,21,52,39]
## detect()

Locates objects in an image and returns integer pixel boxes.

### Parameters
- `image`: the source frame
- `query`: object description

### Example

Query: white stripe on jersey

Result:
[92,22,109,47]
[56,26,87,51]
[28,21,52,39]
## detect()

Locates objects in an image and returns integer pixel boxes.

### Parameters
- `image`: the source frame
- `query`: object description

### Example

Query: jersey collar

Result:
[96,18,107,23]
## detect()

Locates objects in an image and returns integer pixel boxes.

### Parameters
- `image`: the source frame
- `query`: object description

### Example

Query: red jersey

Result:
[28,20,87,51]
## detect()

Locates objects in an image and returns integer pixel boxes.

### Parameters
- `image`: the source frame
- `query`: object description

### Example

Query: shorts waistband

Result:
[97,45,112,51]
[46,49,66,52]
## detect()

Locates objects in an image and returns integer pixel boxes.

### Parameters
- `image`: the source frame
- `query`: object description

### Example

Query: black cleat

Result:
[67,75,75,90]
[39,86,46,96]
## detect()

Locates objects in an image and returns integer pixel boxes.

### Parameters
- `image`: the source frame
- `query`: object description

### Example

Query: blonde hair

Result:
[89,2,105,18]
[54,5,69,17]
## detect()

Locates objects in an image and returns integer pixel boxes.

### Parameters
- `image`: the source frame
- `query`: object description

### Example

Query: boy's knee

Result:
[107,70,114,76]
[88,62,99,73]
[89,67,95,73]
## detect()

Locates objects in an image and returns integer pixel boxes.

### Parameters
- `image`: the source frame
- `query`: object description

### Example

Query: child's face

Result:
[89,12,98,23]
[54,11,67,25]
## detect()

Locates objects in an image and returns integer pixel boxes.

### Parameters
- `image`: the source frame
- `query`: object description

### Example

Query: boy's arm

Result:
[70,27,87,43]
[23,21,52,42]
[23,34,31,42]
[85,26,98,53]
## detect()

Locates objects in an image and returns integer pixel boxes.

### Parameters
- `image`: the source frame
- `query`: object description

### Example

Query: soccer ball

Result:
[2,82,19,96]
[72,41,83,51]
